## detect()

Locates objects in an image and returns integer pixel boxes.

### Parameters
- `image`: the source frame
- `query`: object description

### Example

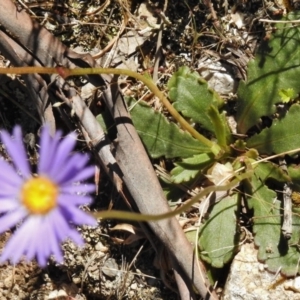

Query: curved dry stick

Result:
[102,76,218,299]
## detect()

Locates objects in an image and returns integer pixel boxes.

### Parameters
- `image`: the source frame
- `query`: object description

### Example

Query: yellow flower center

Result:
[21,176,58,214]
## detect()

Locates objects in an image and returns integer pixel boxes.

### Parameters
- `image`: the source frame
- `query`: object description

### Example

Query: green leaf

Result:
[236,11,300,133]
[199,194,240,268]
[185,229,198,245]
[160,181,186,202]
[245,174,280,259]
[246,104,300,154]
[287,165,300,192]
[96,107,117,139]
[246,173,300,276]
[127,98,211,158]
[254,161,291,183]
[207,105,232,150]
[288,165,300,185]
[167,66,224,132]
[170,169,201,184]
[171,153,214,183]
[278,88,296,103]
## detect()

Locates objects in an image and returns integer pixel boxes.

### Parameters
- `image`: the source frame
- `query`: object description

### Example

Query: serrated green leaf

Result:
[254,161,291,183]
[161,181,186,202]
[170,168,200,184]
[236,11,300,133]
[185,229,198,245]
[199,194,240,268]
[171,153,214,183]
[288,165,300,185]
[127,98,211,158]
[278,88,296,103]
[247,173,300,276]
[245,174,280,259]
[167,66,224,132]
[207,105,232,150]
[233,139,247,151]
[287,165,300,191]
[246,104,300,154]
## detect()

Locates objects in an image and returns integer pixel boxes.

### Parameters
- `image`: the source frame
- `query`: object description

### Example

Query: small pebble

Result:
[102,258,119,278]
[48,289,68,300]
[72,277,81,284]
[95,241,108,252]
[129,291,135,297]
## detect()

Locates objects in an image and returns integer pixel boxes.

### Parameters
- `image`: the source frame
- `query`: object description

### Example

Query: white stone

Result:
[223,243,300,300]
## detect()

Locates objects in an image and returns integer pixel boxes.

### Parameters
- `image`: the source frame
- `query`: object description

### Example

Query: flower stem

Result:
[0,66,220,154]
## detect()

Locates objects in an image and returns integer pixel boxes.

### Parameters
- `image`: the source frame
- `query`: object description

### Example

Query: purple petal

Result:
[62,166,95,186]
[53,250,64,264]
[38,126,53,173]
[66,228,84,246]
[60,183,95,195]
[0,160,23,187]
[24,213,62,266]
[0,182,21,197]
[24,216,45,261]
[0,199,21,212]
[45,217,63,263]
[1,238,24,264]
[40,213,62,261]
[51,209,84,246]
[60,205,97,226]
[46,134,77,178]
[0,205,87,266]
[2,213,64,267]
[51,209,74,241]
[36,241,48,267]
[38,127,62,174]
[58,194,93,206]
[0,127,31,178]
[0,217,35,264]
[52,154,89,184]
[0,208,28,235]
[41,226,55,261]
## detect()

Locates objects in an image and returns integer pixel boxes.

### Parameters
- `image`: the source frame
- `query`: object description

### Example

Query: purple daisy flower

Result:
[0,126,97,267]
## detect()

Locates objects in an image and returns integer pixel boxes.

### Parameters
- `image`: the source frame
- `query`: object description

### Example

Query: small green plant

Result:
[1,10,300,281]
[120,11,300,277]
